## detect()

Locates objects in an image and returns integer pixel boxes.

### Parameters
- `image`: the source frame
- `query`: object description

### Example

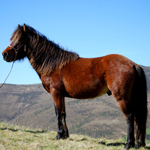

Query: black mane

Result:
[11,24,79,75]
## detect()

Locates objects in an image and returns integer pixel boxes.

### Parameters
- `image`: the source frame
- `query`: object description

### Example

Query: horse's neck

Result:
[27,48,40,73]
[26,41,79,76]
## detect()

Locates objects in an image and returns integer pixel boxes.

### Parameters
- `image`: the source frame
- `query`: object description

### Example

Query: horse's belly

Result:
[65,83,109,99]
[95,86,109,97]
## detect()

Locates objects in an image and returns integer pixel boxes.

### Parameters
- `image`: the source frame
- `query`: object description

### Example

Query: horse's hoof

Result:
[135,143,145,149]
[135,144,141,149]
[124,143,135,149]
[55,134,69,140]
[64,134,69,139]
[55,135,61,140]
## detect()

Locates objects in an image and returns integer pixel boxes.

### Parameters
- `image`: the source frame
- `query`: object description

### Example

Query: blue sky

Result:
[0,0,150,85]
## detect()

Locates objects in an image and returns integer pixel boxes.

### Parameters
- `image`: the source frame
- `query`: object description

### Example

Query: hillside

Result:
[0,122,150,150]
[0,66,150,139]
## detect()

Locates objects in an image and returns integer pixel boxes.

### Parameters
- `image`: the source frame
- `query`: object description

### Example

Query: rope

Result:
[0,62,15,88]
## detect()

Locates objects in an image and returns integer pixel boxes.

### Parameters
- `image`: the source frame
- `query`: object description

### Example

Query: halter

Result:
[0,42,26,88]
[9,42,26,61]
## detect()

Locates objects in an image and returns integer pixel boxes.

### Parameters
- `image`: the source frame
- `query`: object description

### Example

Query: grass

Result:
[0,122,150,150]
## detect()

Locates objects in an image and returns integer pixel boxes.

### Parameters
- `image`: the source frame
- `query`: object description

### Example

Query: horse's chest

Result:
[41,75,65,94]
[41,76,51,92]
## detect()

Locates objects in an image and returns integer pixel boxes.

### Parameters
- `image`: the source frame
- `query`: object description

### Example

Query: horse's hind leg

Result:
[109,80,135,148]
[132,66,147,149]
[134,110,147,148]
[125,113,135,149]
[117,101,135,149]
[52,90,69,139]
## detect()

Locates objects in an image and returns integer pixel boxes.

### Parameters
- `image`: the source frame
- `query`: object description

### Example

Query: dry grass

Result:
[0,122,150,150]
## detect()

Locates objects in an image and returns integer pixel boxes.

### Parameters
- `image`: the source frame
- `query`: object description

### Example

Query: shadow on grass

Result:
[0,127,46,134]
[99,141,125,146]
[99,141,150,149]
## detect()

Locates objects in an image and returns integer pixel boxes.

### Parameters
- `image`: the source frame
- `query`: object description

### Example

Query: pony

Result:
[2,24,148,149]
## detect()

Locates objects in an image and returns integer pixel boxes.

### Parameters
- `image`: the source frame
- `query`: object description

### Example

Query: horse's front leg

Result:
[52,90,69,139]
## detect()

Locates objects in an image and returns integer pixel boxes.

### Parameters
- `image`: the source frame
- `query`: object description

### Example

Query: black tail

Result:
[133,65,148,147]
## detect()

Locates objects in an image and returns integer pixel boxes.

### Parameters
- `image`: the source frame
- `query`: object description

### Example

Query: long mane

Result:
[11,25,79,75]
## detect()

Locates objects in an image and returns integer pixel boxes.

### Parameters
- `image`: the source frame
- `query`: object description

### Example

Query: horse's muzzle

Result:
[2,52,13,62]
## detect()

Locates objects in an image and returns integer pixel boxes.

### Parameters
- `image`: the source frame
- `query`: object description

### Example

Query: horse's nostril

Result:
[3,52,8,58]
[2,52,9,60]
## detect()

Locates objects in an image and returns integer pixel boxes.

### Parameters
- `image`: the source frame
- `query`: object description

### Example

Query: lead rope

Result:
[0,61,15,88]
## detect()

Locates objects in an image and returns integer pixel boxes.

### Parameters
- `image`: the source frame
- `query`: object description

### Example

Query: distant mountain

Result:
[0,66,150,139]
[142,66,150,90]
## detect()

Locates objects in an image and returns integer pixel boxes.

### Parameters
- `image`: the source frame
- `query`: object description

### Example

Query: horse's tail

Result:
[133,65,148,146]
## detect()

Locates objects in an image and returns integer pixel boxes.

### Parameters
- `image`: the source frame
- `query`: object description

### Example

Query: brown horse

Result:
[2,24,147,149]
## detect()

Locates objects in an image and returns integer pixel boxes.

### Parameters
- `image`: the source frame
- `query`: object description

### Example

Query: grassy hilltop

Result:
[0,122,150,150]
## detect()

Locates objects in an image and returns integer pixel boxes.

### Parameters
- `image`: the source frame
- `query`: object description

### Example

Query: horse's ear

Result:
[18,24,21,29]
[23,24,26,32]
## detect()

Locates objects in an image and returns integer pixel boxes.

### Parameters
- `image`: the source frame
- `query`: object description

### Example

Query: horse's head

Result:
[2,24,27,62]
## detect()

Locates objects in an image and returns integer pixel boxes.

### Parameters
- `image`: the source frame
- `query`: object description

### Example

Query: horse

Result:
[2,24,147,149]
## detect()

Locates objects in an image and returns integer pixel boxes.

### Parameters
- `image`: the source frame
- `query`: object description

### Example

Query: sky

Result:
[0,0,150,85]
